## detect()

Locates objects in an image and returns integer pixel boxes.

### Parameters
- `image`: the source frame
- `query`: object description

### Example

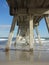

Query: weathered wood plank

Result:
[6,0,49,16]
[45,17,49,32]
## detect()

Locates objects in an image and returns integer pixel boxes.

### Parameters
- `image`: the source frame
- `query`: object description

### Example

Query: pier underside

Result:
[5,15,49,51]
[5,0,49,51]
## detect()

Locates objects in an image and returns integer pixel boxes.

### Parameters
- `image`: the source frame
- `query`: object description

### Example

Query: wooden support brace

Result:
[45,17,49,33]
[14,27,20,47]
[35,26,42,45]
[29,16,34,51]
[5,16,18,51]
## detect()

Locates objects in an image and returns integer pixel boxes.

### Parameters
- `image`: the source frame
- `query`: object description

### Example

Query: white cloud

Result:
[0,25,11,28]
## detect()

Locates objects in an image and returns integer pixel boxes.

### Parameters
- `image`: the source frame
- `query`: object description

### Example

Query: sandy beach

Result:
[0,49,49,65]
[0,38,49,65]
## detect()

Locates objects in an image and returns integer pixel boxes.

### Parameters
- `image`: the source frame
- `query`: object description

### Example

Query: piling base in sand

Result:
[5,48,10,52]
[29,48,33,52]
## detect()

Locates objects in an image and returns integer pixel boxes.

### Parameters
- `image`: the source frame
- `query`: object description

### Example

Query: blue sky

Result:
[0,0,49,37]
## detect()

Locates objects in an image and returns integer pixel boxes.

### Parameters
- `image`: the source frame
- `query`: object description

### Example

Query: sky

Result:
[0,0,49,38]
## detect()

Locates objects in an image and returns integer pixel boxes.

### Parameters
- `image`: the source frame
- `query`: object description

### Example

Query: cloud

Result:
[0,25,11,28]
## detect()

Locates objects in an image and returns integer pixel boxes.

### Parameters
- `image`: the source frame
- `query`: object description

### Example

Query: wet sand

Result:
[0,40,49,65]
[0,49,49,65]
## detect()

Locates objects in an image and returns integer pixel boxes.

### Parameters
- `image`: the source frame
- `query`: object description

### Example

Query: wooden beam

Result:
[35,26,42,45]
[9,8,49,16]
[5,16,18,51]
[45,16,49,32]
[29,16,34,51]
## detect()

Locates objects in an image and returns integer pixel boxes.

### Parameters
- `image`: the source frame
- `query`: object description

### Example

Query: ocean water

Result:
[0,37,49,50]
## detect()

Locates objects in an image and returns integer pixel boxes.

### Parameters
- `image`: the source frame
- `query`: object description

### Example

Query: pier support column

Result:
[29,16,34,51]
[45,17,49,32]
[5,16,18,51]
[14,27,20,47]
[25,28,30,45]
[35,26,42,45]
